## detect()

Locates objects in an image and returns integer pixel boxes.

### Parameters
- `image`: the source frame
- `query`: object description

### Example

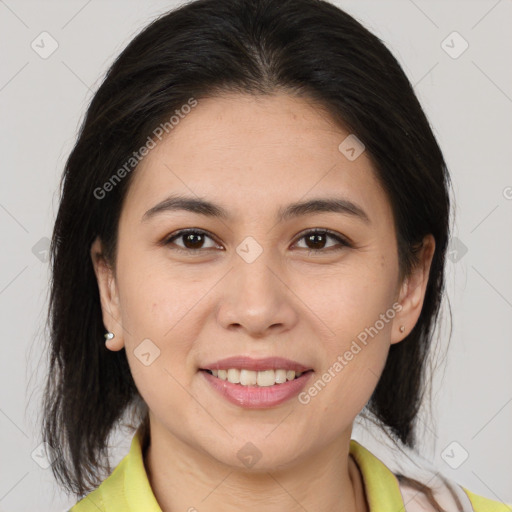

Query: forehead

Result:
[121,93,392,227]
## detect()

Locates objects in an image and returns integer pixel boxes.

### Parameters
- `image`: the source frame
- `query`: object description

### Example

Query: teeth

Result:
[240,369,257,386]
[227,368,240,383]
[208,368,305,386]
[257,369,275,387]
[275,369,287,383]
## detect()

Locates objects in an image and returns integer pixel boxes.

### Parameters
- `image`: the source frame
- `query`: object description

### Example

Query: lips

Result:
[198,356,314,408]
[200,367,314,408]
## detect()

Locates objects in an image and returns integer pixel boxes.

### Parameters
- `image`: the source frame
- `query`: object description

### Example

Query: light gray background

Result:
[0,0,511,510]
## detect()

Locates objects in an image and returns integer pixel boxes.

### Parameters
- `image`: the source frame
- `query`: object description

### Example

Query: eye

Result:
[163,228,222,253]
[293,229,352,253]
[162,228,352,254]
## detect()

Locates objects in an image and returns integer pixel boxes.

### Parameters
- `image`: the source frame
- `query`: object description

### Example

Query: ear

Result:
[90,236,125,351]
[391,234,436,345]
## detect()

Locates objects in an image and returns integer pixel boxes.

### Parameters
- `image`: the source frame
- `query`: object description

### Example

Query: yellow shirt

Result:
[70,427,511,512]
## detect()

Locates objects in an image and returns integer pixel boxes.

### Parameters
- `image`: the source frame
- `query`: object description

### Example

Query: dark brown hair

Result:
[41,0,452,500]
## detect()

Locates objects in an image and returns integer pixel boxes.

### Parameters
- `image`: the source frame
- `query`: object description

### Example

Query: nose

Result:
[216,247,299,338]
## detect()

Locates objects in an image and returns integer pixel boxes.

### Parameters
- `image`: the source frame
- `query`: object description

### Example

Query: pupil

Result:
[185,233,203,249]
[307,233,325,250]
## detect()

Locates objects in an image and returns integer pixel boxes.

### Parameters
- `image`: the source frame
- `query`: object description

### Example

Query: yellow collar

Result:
[349,438,404,511]
[71,426,502,511]
[73,426,404,511]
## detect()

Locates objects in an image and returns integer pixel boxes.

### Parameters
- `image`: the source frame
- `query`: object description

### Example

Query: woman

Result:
[41,0,510,510]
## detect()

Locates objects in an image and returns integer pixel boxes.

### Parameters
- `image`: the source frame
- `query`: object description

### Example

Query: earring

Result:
[399,325,405,333]
[104,331,115,341]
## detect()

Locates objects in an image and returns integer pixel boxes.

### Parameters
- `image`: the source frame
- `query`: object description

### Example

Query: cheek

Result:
[116,264,205,423]
[117,273,170,337]
[116,256,213,378]
[296,258,398,337]
[116,248,194,335]
[296,259,397,406]
[301,319,392,436]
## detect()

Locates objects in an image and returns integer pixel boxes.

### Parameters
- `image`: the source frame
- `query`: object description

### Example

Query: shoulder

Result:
[69,487,105,511]
[67,436,134,511]
[68,451,130,511]
[463,487,512,512]
[349,439,511,512]
[68,424,160,511]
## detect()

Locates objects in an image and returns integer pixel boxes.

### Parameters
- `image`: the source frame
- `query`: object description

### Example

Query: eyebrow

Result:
[142,194,371,224]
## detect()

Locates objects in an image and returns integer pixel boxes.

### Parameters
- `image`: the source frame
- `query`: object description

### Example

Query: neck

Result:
[143,420,369,512]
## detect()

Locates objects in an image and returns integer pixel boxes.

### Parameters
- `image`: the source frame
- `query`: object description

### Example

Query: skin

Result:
[91,92,435,512]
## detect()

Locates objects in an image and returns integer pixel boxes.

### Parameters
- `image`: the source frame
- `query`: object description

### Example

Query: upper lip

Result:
[200,356,313,373]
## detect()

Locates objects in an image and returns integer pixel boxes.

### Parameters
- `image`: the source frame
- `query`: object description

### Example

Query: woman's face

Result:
[93,92,434,470]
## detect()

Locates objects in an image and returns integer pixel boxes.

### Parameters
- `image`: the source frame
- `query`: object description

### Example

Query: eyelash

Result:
[162,228,352,255]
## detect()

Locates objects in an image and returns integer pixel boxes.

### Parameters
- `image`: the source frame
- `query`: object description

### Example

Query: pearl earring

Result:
[399,325,405,333]
[104,331,115,341]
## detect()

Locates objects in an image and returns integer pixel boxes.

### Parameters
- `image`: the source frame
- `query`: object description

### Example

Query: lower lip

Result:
[200,370,313,409]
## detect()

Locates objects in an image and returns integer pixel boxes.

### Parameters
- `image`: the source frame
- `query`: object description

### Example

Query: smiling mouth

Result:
[200,368,314,387]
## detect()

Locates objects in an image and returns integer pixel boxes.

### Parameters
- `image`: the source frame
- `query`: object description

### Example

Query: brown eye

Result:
[180,232,206,249]
[164,229,221,253]
[294,229,351,253]
[163,228,351,255]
